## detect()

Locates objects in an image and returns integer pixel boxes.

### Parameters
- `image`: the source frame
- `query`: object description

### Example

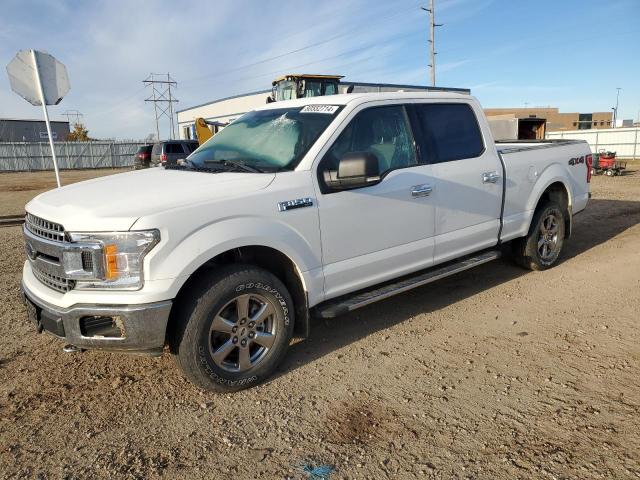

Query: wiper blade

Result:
[205,159,263,173]
[164,164,224,173]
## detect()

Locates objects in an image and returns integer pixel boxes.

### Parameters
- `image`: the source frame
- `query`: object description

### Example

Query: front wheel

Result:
[170,265,295,392]
[513,201,566,271]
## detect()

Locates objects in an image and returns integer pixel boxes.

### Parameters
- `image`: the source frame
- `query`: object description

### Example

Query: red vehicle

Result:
[592,150,626,176]
[134,144,153,169]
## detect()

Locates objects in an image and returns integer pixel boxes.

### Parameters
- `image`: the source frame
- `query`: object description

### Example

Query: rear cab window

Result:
[413,103,484,163]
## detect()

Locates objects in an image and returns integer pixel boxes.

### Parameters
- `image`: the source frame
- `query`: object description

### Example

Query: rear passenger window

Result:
[414,103,484,163]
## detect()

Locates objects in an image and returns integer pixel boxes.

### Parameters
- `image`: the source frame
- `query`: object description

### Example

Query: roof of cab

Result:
[256,91,474,111]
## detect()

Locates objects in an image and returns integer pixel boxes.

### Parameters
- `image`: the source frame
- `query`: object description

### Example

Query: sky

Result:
[1,0,639,140]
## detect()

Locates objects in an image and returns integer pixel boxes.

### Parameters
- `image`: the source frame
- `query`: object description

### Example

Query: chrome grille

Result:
[25,213,65,243]
[32,266,75,293]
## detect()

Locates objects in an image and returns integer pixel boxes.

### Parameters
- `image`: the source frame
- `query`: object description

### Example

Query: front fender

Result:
[146,215,323,301]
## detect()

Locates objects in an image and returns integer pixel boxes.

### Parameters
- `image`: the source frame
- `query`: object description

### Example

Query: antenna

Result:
[143,73,179,140]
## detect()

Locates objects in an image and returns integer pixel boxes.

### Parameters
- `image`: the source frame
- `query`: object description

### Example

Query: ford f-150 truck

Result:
[21,92,591,392]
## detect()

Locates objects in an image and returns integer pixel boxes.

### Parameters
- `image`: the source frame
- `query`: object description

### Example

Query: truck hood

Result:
[26,168,275,231]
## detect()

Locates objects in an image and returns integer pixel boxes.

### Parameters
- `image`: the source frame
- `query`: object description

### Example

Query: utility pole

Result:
[421,1,442,87]
[63,109,83,126]
[143,73,179,140]
[612,87,621,128]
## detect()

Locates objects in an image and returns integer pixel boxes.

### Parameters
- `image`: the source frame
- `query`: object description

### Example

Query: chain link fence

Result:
[0,141,145,171]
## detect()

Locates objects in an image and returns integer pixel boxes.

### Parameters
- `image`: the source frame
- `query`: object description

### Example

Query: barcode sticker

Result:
[300,105,340,114]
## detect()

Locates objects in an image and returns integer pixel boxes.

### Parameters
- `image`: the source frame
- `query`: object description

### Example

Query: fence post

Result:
[111,143,115,168]
[595,130,599,153]
[634,128,638,160]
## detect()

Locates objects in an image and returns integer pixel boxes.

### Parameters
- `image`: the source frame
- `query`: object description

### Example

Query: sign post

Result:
[6,49,70,188]
[31,50,61,187]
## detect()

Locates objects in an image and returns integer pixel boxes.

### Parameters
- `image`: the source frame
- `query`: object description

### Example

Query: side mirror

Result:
[324,152,380,190]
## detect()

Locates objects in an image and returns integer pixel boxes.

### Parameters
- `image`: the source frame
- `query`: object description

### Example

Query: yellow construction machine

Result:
[194,117,227,145]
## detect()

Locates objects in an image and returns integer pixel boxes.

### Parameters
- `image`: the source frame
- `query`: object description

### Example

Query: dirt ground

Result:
[0,169,129,216]
[1,170,639,479]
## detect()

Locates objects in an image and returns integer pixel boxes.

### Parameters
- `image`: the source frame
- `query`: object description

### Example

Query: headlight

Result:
[66,230,160,290]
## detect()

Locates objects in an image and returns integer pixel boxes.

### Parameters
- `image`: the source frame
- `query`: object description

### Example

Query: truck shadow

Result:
[276,198,640,378]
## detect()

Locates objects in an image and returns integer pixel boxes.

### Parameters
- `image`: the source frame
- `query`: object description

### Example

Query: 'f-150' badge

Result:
[278,198,314,212]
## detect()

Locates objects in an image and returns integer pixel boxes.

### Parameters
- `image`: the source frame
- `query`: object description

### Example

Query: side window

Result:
[414,103,484,163]
[324,83,338,96]
[321,105,417,178]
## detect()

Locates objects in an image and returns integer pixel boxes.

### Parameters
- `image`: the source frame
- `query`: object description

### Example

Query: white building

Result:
[176,82,470,140]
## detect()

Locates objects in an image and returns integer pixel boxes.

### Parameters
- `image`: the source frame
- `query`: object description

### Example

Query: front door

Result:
[314,104,436,300]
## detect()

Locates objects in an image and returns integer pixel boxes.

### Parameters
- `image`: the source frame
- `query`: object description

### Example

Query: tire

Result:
[170,265,295,392]
[512,201,566,271]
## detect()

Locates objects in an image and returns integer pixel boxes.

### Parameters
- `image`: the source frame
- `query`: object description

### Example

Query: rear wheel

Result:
[513,201,566,271]
[170,265,294,392]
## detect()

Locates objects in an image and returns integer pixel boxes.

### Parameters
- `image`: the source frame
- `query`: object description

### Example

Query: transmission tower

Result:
[421,1,443,87]
[63,109,83,126]
[143,73,179,140]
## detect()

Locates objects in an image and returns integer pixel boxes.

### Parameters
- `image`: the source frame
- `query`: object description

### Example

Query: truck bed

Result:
[495,138,591,244]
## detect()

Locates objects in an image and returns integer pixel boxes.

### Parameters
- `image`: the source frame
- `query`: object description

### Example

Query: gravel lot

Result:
[1,171,639,479]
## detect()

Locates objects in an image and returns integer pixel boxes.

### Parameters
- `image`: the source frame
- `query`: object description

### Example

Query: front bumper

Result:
[22,282,172,356]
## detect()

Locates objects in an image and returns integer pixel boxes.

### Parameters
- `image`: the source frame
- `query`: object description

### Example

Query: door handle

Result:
[482,171,501,184]
[411,184,433,197]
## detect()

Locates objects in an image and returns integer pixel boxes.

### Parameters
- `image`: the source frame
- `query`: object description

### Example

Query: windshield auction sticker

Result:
[300,105,340,114]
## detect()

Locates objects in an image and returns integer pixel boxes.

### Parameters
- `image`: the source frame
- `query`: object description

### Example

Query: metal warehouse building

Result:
[176,82,469,140]
[0,118,70,142]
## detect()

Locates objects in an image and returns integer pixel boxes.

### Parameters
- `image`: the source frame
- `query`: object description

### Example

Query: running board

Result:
[314,249,501,319]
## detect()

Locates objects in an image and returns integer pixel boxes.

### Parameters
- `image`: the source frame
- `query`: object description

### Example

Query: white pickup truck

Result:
[21,92,592,391]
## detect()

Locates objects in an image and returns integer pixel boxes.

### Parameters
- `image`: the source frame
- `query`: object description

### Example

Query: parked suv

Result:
[151,140,199,166]
[133,145,153,169]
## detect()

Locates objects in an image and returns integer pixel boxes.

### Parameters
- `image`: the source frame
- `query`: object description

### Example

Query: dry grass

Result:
[0,168,129,216]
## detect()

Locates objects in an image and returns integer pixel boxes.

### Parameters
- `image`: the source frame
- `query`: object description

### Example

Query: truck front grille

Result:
[31,266,75,293]
[25,213,65,243]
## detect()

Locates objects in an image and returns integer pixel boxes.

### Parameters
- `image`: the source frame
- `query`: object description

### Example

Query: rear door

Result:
[412,101,502,264]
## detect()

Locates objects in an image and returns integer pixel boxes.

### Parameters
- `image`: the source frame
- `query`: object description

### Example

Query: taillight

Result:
[586,154,592,183]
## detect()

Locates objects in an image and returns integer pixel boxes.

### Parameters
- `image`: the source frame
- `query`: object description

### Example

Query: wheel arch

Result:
[168,245,311,342]
[529,180,572,238]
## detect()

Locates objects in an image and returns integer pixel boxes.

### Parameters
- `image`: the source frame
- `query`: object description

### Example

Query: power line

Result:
[63,110,84,129]
[182,3,422,87]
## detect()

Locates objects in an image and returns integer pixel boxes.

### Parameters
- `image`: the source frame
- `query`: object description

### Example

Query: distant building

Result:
[484,108,613,132]
[0,118,70,142]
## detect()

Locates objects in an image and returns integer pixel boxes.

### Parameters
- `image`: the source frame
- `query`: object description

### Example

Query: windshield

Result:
[187,106,341,171]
